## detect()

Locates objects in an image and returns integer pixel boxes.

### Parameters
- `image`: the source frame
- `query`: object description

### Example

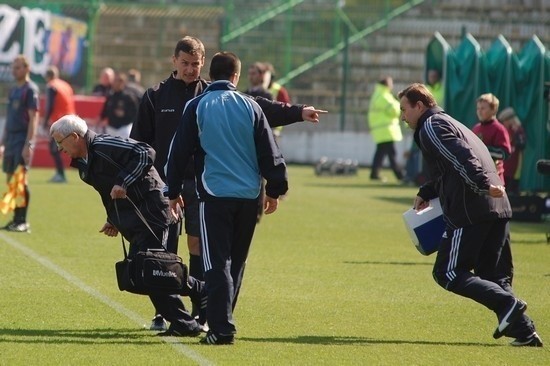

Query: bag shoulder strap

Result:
[114,198,162,257]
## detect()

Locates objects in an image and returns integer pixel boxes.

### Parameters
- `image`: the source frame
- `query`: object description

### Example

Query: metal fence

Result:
[0,0,423,126]
[1,0,547,130]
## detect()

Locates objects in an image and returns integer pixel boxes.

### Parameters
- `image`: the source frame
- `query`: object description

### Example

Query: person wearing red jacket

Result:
[43,65,75,183]
[498,107,526,195]
[471,93,511,183]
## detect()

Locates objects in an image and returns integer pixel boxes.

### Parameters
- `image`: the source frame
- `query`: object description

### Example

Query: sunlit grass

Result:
[0,166,547,365]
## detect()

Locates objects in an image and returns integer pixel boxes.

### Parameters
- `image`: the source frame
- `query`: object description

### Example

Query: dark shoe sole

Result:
[6,225,30,233]
[157,329,201,337]
[510,333,543,347]
[200,333,234,345]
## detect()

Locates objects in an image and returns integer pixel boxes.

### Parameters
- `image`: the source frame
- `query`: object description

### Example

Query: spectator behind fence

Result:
[42,65,75,183]
[426,69,444,107]
[498,107,526,195]
[403,69,444,186]
[264,62,291,142]
[92,67,115,97]
[264,62,291,104]
[472,93,511,184]
[126,68,146,103]
[367,76,404,182]
[398,83,542,348]
[245,62,273,223]
[245,62,273,100]
[100,72,139,138]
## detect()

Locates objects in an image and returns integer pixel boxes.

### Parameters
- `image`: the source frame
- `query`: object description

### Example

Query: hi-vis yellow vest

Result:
[427,82,444,107]
[269,83,282,100]
[366,84,402,144]
[269,82,286,134]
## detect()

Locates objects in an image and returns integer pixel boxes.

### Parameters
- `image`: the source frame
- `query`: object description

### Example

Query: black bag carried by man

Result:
[115,248,188,295]
[112,197,188,295]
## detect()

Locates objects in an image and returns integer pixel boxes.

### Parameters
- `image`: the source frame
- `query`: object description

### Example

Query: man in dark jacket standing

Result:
[166,52,288,345]
[50,114,203,337]
[130,36,325,329]
[397,83,542,347]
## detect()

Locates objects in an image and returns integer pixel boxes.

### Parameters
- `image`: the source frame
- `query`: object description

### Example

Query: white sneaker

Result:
[49,173,67,183]
[150,315,167,331]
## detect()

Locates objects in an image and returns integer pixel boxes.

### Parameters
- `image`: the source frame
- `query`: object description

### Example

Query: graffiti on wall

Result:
[0,4,88,85]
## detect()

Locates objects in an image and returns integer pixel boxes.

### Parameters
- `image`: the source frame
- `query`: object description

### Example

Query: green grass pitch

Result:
[0,166,548,365]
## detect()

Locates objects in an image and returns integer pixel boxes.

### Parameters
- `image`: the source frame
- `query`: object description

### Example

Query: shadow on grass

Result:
[239,335,500,347]
[0,328,158,345]
[345,260,432,266]
[512,238,550,245]
[305,182,411,190]
[375,195,415,207]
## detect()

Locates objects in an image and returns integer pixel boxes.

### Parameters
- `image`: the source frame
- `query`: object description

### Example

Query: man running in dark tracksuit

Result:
[398,83,542,347]
[166,52,288,345]
[50,114,204,337]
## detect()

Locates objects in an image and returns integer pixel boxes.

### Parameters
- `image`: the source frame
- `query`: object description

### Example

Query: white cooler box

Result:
[402,199,445,255]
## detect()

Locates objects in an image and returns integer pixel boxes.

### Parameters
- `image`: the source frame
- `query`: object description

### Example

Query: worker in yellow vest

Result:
[366,76,404,181]
[426,69,444,107]
[265,63,291,143]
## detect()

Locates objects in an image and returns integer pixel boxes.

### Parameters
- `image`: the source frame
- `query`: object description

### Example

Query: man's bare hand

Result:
[302,106,328,123]
[489,184,505,198]
[414,196,429,211]
[264,196,279,215]
[169,195,184,223]
[99,222,119,237]
[110,185,127,199]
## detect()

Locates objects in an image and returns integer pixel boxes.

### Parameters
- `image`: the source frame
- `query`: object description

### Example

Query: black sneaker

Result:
[149,315,167,331]
[199,331,234,345]
[157,326,201,337]
[493,298,527,339]
[1,220,14,229]
[510,332,543,347]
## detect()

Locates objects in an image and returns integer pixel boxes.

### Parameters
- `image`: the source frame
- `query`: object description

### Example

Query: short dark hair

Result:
[397,83,437,108]
[249,61,267,74]
[127,68,141,83]
[378,75,392,86]
[209,52,241,81]
[174,36,205,58]
[46,65,59,79]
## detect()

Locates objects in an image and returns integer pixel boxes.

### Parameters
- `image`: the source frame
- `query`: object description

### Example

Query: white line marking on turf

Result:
[0,232,214,366]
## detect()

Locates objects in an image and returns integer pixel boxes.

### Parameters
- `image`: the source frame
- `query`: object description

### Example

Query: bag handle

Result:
[113,197,162,259]
[95,150,164,256]
[125,196,161,243]
[114,200,129,259]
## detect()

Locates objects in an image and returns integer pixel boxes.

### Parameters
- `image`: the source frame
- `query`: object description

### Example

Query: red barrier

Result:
[33,95,105,168]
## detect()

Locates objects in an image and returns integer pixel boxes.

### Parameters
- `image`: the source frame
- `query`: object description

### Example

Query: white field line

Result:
[0,232,214,366]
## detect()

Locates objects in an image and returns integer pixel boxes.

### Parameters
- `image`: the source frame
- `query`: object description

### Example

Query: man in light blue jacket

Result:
[166,51,288,345]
